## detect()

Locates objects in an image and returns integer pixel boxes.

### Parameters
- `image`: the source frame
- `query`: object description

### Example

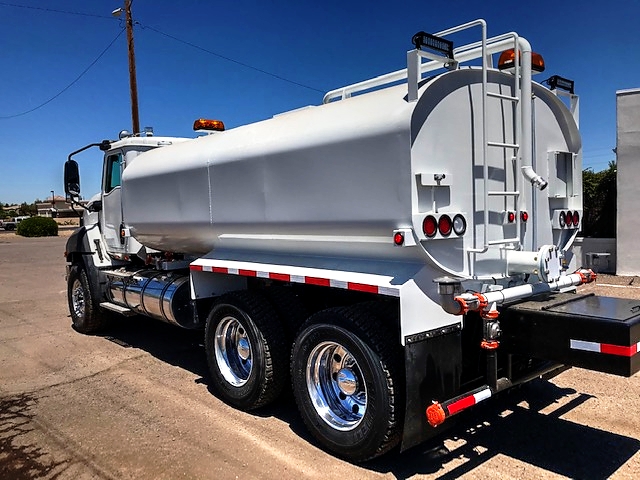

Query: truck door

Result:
[101,151,125,255]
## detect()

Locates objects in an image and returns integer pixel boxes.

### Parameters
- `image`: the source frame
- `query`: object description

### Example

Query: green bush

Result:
[16,217,58,237]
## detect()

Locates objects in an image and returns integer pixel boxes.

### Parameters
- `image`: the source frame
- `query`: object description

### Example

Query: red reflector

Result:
[393,232,404,246]
[521,211,529,222]
[572,211,580,226]
[423,216,437,237]
[565,210,573,227]
[507,211,515,223]
[438,215,452,236]
[426,403,446,427]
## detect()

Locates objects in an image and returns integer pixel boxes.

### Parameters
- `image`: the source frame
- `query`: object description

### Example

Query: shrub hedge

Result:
[16,217,58,237]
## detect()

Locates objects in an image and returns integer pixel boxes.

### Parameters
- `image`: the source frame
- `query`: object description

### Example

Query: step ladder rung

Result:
[487,91,519,102]
[488,191,520,196]
[488,141,519,149]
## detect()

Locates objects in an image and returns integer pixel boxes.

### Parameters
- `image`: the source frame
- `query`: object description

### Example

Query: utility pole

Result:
[124,0,140,134]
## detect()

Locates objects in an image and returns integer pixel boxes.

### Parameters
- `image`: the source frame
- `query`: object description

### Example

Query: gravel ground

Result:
[0,232,638,479]
[579,273,640,300]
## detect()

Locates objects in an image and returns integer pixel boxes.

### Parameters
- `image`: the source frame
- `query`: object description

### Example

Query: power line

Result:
[141,24,325,94]
[0,1,111,19]
[0,28,125,119]
[1,3,325,114]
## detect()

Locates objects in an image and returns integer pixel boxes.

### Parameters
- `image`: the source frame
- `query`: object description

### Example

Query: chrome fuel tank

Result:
[108,270,193,328]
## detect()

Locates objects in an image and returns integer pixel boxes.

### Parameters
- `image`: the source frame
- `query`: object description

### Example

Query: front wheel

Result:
[67,264,108,334]
[291,304,403,462]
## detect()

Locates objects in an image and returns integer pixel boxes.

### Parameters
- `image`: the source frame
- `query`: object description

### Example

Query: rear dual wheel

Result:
[291,304,403,462]
[205,291,288,410]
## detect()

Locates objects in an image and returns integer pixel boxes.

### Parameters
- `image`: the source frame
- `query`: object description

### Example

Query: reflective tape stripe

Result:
[347,282,379,294]
[570,339,640,357]
[446,387,492,416]
[447,395,475,415]
[190,264,399,296]
[570,339,600,353]
[474,388,492,403]
[305,277,331,287]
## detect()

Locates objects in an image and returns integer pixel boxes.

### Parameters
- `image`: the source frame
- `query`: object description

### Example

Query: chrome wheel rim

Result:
[306,341,367,431]
[214,316,253,386]
[71,279,86,320]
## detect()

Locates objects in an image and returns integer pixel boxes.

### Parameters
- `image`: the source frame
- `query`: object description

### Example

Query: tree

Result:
[581,161,616,237]
[18,202,38,217]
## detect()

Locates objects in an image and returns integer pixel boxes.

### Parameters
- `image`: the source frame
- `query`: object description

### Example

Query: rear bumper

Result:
[500,293,640,377]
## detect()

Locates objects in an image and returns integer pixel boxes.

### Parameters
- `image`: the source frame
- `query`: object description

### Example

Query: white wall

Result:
[573,237,616,274]
[616,89,640,275]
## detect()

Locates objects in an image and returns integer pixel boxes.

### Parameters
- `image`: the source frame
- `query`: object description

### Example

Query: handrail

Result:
[323,24,519,104]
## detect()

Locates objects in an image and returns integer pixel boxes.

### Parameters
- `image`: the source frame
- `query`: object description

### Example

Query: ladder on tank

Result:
[323,20,536,277]
[405,23,532,276]
[482,36,525,252]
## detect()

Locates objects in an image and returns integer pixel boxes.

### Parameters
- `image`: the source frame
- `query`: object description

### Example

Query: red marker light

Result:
[572,211,580,227]
[565,210,573,227]
[521,211,529,222]
[507,211,515,223]
[393,232,405,246]
[438,215,452,236]
[423,216,438,237]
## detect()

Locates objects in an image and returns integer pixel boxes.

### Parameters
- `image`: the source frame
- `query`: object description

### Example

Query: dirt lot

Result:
[0,232,638,479]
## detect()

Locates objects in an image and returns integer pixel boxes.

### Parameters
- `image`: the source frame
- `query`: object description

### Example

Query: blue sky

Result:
[1,0,638,204]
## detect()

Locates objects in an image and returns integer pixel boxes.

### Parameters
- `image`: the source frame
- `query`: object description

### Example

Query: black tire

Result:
[205,291,287,410]
[67,264,108,334]
[291,302,403,462]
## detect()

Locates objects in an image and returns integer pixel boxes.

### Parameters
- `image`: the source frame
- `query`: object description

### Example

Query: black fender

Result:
[65,227,109,304]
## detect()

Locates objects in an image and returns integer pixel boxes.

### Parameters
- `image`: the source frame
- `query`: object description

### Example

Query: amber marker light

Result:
[498,49,545,73]
[193,119,225,131]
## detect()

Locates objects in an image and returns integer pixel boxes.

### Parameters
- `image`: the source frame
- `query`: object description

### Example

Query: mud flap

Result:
[401,326,462,451]
[500,293,640,377]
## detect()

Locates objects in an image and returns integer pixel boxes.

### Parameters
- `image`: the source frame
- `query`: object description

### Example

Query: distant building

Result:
[36,196,85,218]
[616,88,640,275]
[3,204,20,213]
